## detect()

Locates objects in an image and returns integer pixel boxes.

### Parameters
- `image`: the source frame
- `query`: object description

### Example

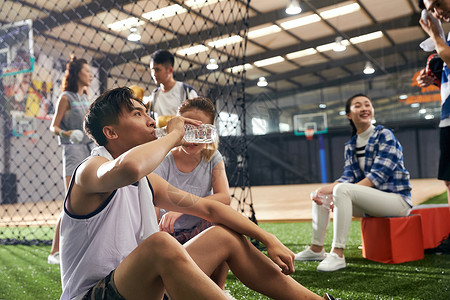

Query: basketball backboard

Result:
[0,19,34,78]
[293,112,328,136]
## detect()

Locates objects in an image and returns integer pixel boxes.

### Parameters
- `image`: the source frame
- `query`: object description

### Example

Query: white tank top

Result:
[59,177,156,300]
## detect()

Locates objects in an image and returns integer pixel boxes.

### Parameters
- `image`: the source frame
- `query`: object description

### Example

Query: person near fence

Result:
[416,0,450,254]
[59,87,337,300]
[48,55,95,265]
[146,49,197,127]
[294,93,412,272]
[154,97,231,292]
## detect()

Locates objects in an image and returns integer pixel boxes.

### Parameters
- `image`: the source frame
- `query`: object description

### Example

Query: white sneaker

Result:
[48,252,60,265]
[317,252,346,272]
[294,247,326,261]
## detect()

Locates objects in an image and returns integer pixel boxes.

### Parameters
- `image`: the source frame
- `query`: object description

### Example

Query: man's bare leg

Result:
[185,226,323,300]
[210,262,229,289]
[114,232,228,300]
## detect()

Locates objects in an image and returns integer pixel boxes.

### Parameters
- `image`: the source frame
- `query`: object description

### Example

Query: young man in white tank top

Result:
[59,87,336,300]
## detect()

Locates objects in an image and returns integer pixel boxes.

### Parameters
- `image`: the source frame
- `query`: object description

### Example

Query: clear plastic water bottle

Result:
[155,124,217,143]
[310,191,333,209]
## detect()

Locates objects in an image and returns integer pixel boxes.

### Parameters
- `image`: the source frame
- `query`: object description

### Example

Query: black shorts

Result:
[438,126,450,181]
[82,270,126,300]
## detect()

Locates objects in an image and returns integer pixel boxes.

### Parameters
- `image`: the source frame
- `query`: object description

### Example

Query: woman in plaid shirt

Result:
[294,94,412,272]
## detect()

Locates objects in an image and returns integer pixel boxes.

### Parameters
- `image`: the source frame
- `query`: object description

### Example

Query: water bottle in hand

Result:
[310,191,333,209]
[155,124,217,143]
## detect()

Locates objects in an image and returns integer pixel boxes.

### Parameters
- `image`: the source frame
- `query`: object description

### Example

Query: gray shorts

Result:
[82,270,126,300]
[62,142,95,178]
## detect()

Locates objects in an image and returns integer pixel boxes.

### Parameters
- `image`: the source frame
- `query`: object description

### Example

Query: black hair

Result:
[62,55,88,93]
[84,87,144,146]
[150,49,175,67]
[345,93,371,137]
[418,0,426,10]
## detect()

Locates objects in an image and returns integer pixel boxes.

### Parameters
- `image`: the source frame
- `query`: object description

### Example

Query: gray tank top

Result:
[58,91,91,145]
[154,150,222,230]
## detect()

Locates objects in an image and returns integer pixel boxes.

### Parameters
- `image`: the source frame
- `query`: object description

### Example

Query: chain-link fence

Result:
[0,0,254,244]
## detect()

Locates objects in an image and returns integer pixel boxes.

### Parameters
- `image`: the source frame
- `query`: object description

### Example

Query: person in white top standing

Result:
[147,49,197,127]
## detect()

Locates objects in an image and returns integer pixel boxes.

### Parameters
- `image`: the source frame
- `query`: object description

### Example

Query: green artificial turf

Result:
[0,191,448,299]
[421,191,448,205]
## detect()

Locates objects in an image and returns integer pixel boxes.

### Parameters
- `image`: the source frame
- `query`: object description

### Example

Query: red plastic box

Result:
[361,215,424,264]
[410,204,450,249]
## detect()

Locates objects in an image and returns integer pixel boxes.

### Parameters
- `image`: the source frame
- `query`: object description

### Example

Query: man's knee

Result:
[140,232,187,262]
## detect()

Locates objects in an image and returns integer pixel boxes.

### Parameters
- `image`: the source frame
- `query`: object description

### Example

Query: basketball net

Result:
[305,128,314,141]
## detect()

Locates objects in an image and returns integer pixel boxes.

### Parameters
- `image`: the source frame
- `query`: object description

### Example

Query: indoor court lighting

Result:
[185,0,222,9]
[280,3,359,31]
[286,48,317,59]
[349,31,383,44]
[333,36,346,52]
[142,5,186,22]
[176,44,209,56]
[248,25,282,39]
[108,17,144,31]
[127,27,141,42]
[280,14,321,30]
[208,35,243,48]
[363,61,375,74]
[316,31,381,53]
[317,39,350,52]
[339,110,346,115]
[286,0,302,15]
[425,114,435,119]
[254,56,285,67]
[319,103,327,109]
[225,63,253,74]
[206,58,219,70]
[257,77,268,87]
[419,108,427,114]
[399,94,408,100]
[320,3,360,19]
[410,103,420,108]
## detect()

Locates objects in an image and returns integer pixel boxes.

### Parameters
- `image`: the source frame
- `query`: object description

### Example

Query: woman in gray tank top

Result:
[48,56,94,264]
[154,97,231,290]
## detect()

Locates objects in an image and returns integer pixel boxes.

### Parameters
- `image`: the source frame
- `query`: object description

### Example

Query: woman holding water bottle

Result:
[153,96,231,292]
[154,96,230,244]
[294,94,412,272]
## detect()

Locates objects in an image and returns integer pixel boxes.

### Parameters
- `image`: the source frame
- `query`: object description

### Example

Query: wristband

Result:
[59,131,64,137]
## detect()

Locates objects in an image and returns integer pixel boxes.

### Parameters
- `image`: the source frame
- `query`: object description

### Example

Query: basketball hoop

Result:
[305,128,314,141]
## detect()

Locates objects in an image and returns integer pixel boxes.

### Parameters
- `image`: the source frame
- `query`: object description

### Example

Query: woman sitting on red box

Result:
[294,93,412,272]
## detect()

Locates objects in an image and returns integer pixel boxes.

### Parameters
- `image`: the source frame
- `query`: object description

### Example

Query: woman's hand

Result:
[159,211,183,233]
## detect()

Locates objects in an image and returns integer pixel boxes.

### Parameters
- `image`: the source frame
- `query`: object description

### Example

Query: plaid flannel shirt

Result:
[337,125,412,207]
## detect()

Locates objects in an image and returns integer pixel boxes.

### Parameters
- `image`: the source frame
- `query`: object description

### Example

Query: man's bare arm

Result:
[150,173,296,274]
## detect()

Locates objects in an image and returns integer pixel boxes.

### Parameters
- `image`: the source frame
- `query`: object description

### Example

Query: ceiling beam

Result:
[91,0,350,68]
[179,14,421,81]
[32,0,136,33]
[254,57,425,101]
[245,38,425,86]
